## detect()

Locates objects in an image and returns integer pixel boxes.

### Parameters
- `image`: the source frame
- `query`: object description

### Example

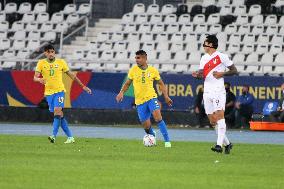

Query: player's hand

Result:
[213,71,224,79]
[83,86,92,94]
[37,78,46,85]
[195,107,200,113]
[192,71,198,78]
[116,92,124,103]
[165,96,173,107]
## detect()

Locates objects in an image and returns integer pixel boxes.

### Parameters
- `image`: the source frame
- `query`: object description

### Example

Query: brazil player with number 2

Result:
[34,44,92,144]
[116,50,173,148]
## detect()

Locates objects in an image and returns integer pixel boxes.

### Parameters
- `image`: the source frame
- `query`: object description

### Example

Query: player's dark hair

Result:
[136,50,147,56]
[44,44,55,52]
[205,35,218,49]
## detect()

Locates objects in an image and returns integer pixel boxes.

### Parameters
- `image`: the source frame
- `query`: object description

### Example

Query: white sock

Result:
[223,135,230,146]
[215,123,230,146]
[217,119,226,146]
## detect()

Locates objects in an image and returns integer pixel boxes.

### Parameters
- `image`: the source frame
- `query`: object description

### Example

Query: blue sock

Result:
[157,120,170,142]
[52,115,61,137]
[144,126,156,137]
[61,117,72,137]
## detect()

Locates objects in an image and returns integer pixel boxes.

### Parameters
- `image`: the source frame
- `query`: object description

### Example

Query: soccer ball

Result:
[143,134,156,147]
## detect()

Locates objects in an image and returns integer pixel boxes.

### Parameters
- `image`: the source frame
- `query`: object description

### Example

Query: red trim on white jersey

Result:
[203,55,222,78]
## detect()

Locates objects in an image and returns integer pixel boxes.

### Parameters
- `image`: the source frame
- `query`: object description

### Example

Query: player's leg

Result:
[137,102,156,136]
[54,92,74,144]
[150,99,171,147]
[46,94,59,143]
[213,93,232,154]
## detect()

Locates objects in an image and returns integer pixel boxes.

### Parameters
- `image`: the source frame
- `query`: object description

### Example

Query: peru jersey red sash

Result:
[203,55,221,78]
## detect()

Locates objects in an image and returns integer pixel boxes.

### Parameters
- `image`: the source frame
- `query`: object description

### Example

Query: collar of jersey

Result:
[138,65,148,70]
[45,58,56,63]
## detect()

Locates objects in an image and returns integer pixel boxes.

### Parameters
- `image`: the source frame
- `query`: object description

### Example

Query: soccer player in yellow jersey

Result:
[116,50,173,147]
[34,44,92,144]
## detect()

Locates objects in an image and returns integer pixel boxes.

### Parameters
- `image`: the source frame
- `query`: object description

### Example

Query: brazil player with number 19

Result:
[116,50,173,148]
[34,44,92,144]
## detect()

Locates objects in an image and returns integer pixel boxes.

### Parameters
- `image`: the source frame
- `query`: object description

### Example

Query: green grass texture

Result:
[0,135,283,189]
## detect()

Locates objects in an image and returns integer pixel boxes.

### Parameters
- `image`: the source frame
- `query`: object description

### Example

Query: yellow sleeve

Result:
[62,59,70,72]
[128,68,134,80]
[35,61,42,73]
[153,68,161,81]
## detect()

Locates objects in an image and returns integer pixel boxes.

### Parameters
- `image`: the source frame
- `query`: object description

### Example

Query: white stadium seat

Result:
[42,31,56,42]
[156,41,170,51]
[257,34,269,44]
[11,40,26,50]
[270,44,282,54]
[22,13,35,23]
[242,44,254,54]
[232,0,245,6]
[178,14,190,24]
[235,15,248,25]
[33,3,47,14]
[264,15,277,26]
[36,12,49,23]
[166,24,179,34]
[209,24,222,34]
[152,24,165,33]
[113,41,127,51]
[224,24,237,35]
[111,32,124,42]
[17,50,30,59]
[171,42,184,52]
[63,4,76,14]
[66,13,79,24]
[50,12,64,23]
[146,4,159,14]
[121,13,134,24]
[266,25,278,35]
[28,31,41,40]
[164,14,177,24]
[11,30,26,40]
[251,25,264,35]
[193,14,205,25]
[251,15,263,25]
[4,3,17,13]
[256,44,269,54]
[243,34,256,44]
[25,22,38,31]
[140,33,153,42]
[232,53,245,65]
[18,2,32,14]
[156,32,168,42]
[124,24,137,33]
[77,3,91,15]
[233,5,246,16]
[248,4,261,16]
[149,14,163,24]
[26,39,40,51]
[83,51,99,61]
[133,3,145,14]
[238,25,250,35]
[271,34,283,45]
[11,21,24,31]
[180,24,194,33]
[135,14,148,24]
[161,4,175,15]
[171,32,183,43]
[138,23,151,33]
[220,5,233,16]
[207,14,220,25]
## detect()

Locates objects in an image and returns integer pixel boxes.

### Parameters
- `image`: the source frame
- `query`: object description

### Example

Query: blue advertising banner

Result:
[0,71,282,113]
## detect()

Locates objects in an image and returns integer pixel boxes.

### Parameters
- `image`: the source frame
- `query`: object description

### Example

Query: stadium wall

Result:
[0,71,283,114]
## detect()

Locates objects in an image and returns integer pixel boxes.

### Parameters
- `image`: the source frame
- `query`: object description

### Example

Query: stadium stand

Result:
[58,0,283,76]
[0,0,283,76]
[0,1,91,70]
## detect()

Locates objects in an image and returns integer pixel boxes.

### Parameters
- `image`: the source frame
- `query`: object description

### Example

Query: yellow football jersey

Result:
[128,65,161,105]
[35,58,69,96]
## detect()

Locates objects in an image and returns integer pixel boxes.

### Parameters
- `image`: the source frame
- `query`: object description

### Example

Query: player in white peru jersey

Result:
[192,35,238,154]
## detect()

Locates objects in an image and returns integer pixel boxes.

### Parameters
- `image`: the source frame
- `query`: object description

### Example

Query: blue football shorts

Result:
[46,91,65,113]
[136,98,160,123]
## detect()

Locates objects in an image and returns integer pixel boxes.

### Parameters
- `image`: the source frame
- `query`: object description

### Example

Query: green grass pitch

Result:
[0,135,283,189]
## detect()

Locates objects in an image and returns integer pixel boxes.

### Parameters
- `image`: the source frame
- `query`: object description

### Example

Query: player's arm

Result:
[157,79,173,107]
[116,79,132,103]
[213,64,238,79]
[33,71,45,84]
[192,69,204,79]
[65,71,92,94]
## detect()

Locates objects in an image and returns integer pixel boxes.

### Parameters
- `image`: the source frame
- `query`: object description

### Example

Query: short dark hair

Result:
[205,35,218,49]
[135,50,147,56]
[44,44,55,52]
